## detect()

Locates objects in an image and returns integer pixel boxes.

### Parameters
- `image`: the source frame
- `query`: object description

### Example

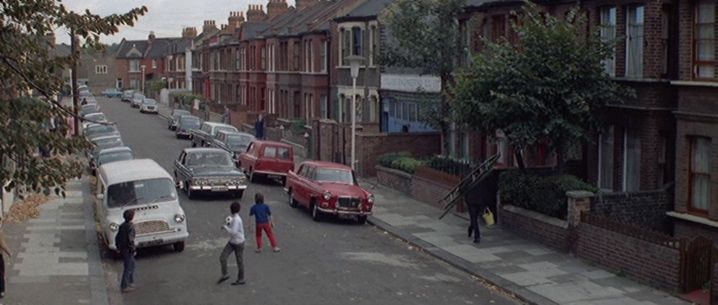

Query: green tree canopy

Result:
[382,0,466,153]
[452,2,633,169]
[1,0,146,195]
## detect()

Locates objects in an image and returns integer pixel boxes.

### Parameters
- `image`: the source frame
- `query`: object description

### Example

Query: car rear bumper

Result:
[253,170,287,177]
[189,185,248,191]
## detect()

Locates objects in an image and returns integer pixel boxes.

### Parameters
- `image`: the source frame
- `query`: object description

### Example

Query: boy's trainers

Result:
[272,247,281,253]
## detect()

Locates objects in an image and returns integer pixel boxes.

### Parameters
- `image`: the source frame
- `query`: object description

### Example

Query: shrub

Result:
[377,152,423,174]
[426,155,473,177]
[499,171,597,219]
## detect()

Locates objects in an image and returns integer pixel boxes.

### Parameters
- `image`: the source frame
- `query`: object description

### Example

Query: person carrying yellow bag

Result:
[463,172,498,244]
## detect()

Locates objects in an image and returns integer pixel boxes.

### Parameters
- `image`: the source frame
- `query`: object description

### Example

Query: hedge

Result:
[499,171,597,219]
[378,152,423,175]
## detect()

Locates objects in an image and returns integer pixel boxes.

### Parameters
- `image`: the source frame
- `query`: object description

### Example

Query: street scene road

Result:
[97,96,520,305]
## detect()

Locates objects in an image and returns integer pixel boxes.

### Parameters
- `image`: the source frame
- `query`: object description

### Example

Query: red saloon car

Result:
[285,161,374,224]
[238,140,294,183]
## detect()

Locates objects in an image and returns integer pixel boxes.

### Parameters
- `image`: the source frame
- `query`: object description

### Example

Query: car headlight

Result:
[367,194,375,204]
[109,222,119,232]
[174,214,185,223]
[323,191,332,201]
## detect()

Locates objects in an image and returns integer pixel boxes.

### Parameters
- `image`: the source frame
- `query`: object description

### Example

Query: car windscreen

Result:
[186,151,233,167]
[315,168,356,184]
[93,138,123,151]
[85,113,106,122]
[81,105,99,115]
[227,135,253,151]
[263,146,291,160]
[173,110,190,117]
[143,99,157,105]
[179,117,200,129]
[214,126,238,135]
[86,125,118,138]
[98,151,133,165]
[107,178,177,208]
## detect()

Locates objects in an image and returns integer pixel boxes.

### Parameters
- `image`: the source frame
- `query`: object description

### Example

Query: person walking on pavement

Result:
[0,219,12,299]
[250,193,279,253]
[464,172,498,244]
[254,114,265,140]
[219,201,246,286]
[115,209,137,293]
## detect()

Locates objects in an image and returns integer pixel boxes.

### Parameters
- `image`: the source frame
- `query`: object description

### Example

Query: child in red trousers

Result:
[249,193,280,253]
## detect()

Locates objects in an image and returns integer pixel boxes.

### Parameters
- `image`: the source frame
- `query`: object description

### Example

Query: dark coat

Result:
[115,221,136,254]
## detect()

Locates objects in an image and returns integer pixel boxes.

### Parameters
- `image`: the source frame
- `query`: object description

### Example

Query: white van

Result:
[96,159,188,253]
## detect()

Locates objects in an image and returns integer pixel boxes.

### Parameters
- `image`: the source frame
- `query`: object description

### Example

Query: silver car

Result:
[131,93,145,108]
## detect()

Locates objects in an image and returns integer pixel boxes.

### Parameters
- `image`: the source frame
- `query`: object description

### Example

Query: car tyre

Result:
[288,189,298,208]
[311,202,322,222]
[173,241,185,252]
[176,134,181,139]
[234,190,244,199]
[186,181,196,199]
[357,215,368,225]
[191,141,197,148]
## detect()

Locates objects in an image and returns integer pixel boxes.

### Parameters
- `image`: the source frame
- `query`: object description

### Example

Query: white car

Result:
[140,98,159,114]
[96,159,188,254]
[82,113,107,130]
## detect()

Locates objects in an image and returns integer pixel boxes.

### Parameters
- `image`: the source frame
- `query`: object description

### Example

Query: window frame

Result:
[625,4,645,78]
[693,0,716,80]
[688,136,711,215]
[599,6,617,77]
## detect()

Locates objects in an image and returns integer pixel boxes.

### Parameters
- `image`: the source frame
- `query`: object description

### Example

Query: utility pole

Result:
[70,30,79,136]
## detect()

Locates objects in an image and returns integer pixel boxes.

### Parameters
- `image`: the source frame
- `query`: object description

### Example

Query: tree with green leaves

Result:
[451,2,634,171]
[382,0,466,154]
[1,0,146,196]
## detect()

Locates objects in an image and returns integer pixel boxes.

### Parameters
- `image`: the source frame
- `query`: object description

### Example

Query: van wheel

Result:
[311,202,322,222]
[357,216,368,225]
[186,181,195,199]
[234,190,244,199]
[288,189,298,208]
[173,241,185,252]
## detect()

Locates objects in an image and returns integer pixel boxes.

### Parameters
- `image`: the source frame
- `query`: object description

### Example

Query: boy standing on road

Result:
[249,193,279,253]
[116,209,137,293]
[219,201,246,286]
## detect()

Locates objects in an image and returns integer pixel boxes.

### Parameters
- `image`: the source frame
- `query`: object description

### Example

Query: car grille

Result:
[338,197,361,209]
[135,220,170,235]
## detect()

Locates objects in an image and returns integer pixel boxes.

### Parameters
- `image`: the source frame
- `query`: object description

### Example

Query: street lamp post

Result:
[345,55,364,171]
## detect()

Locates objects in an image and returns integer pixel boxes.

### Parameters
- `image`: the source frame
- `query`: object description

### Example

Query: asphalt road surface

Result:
[96,96,521,305]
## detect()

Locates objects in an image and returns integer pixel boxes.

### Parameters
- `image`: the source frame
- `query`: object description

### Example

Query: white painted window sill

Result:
[666,211,718,229]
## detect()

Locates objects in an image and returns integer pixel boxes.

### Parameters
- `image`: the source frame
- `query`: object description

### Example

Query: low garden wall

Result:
[411,166,461,210]
[376,165,412,195]
[500,205,570,252]
[575,214,683,293]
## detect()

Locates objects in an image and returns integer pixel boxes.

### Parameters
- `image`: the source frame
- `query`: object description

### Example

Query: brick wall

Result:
[591,188,673,233]
[713,258,718,305]
[376,166,413,195]
[411,166,460,209]
[575,223,682,292]
[500,205,571,252]
[355,132,441,177]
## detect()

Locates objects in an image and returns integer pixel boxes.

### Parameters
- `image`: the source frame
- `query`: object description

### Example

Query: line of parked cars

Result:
[160,106,376,224]
[86,88,188,256]
[120,89,159,114]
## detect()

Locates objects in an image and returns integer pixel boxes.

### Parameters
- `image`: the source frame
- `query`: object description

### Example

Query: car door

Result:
[297,165,315,206]
[174,151,189,183]
[240,142,257,172]
[293,165,310,206]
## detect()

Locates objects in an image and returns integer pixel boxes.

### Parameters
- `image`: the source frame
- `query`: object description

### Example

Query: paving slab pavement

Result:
[3,177,108,305]
[362,177,689,305]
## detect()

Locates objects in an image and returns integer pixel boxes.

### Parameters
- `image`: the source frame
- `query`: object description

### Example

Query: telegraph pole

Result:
[70,30,80,136]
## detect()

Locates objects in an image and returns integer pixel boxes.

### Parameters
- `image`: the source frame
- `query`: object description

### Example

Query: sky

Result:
[56,0,296,44]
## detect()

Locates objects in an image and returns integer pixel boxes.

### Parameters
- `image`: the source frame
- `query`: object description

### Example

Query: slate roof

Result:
[116,40,149,59]
[335,0,393,20]
[242,22,270,40]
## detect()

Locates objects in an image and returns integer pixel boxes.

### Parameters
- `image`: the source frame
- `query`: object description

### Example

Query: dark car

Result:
[173,148,247,199]
[91,146,133,174]
[168,109,191,130]
[211,131,255,165]
[175,115,201,139]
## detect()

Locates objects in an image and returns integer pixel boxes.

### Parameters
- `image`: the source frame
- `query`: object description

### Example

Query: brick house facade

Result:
[116,31,192,93]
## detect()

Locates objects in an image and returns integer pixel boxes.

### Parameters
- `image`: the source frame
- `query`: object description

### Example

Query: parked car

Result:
[82,112,107,130]
[211,131,255,165]
[175,115,201,139]
[131,93,145,108]
[84,123,120,141]
[121,90,135,103]
[80,104,100,117]
[238,140,294,184]
[90,135,124,162]
[168,109,191,130]
[191,122,238,148]
[140,98,159,114]
[285,161,374,224]
[102,88,123,98]
[81,95,97,105]
[91,146,133,174]
[174,148,247,199]
[96,159,188,254]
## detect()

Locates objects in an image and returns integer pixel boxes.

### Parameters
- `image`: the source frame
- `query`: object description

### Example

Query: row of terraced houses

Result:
[114,0,718,278]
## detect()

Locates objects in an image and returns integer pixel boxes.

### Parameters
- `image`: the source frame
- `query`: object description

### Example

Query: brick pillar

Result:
[566,191,594,227]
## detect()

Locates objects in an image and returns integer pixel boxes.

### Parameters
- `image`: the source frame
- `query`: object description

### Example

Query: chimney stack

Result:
[227,11,245,31]
[148,31,156,43]
[267,0,288,20]
[246,4,267,22]
[182,27,197,39]
[202,20,218,33]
